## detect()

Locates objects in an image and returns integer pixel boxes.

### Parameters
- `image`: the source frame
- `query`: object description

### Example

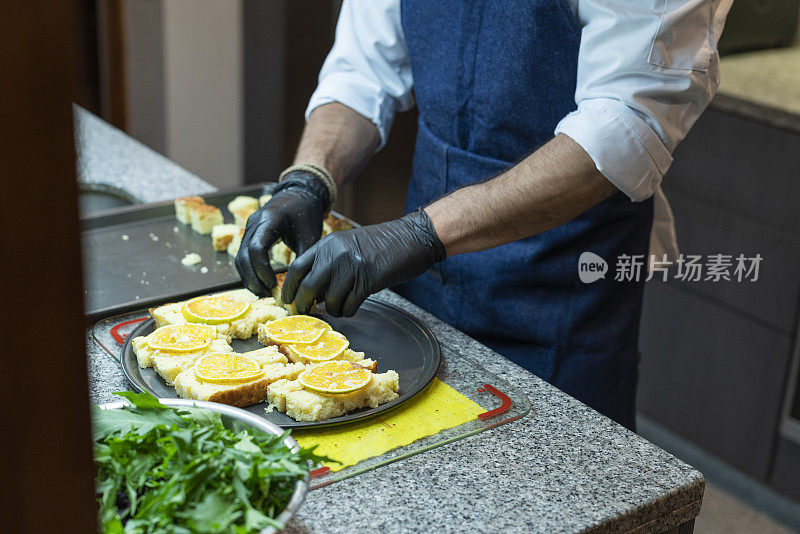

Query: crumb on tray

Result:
[181,253,202,266]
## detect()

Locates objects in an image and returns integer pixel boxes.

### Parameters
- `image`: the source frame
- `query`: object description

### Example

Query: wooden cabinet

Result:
[637,105,800,487]
[639,280,792,479]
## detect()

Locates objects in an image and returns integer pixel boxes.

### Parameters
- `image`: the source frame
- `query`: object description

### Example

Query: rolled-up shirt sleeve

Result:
[306,0,414,148]
[555,0,733,201]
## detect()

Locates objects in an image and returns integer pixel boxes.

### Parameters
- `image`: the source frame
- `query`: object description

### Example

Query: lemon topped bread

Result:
[149,289,287,341]
[256,314,376,368]
[172,350,307,407]
[133,293,399,420]
[256,316,398,421]
[132,323,233,384]
[266,365,400,422]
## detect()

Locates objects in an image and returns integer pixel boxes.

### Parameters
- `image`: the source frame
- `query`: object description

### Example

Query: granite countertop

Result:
[712,39,800,135]
[75,105,216,203]
[80,110,704,533]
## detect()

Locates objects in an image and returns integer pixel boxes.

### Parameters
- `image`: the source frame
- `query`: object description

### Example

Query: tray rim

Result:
[119,297,442,429]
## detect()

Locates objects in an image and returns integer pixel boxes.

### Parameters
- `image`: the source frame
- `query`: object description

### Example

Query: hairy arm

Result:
[294,102,380,189]
[281,110,620,315]
[296,104,616,258]
[425,134,618,256]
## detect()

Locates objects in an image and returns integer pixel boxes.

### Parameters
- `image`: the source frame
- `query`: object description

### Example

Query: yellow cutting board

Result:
[294,378,485,471]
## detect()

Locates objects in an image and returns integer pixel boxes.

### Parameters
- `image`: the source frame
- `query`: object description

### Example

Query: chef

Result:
[237,0,732,429]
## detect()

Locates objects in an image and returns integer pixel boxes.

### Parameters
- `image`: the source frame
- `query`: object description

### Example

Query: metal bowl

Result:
[98,398,308,533]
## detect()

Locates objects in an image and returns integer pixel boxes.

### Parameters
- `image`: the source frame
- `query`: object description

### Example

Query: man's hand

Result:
[235,172,329,296]
[236,102,381,297]
[282,209,446,317]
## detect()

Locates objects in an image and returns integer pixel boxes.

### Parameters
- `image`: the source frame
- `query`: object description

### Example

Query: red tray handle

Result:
[110,317,148,345]
[476,384,513,419]
[310,466,330,478]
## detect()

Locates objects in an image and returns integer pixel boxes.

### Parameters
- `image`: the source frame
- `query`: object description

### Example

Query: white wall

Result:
[162,0,243,189]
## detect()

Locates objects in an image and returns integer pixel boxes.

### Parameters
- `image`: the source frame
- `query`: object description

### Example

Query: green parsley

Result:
[92,392,324,533]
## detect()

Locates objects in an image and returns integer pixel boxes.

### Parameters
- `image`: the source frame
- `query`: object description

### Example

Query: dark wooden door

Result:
[0,2,97,531]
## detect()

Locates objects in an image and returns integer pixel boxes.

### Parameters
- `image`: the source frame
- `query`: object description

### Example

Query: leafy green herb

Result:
[92,392,327,533]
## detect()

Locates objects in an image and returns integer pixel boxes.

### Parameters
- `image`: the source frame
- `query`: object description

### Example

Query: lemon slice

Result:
[286,330,349,362]
[264,315,330,345]
[147,324,216,353]
[298,361,372,394]
[194,353,265,384]
[181,293,251,325]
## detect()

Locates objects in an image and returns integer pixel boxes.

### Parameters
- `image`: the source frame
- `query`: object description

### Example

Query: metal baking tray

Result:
[119,298,441,429]
[80,183,355,320]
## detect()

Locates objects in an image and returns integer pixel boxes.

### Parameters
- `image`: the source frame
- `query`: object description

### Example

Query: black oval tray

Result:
[120,298,441,429]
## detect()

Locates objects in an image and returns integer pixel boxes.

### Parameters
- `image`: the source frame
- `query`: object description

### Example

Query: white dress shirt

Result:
[307,0,733,257]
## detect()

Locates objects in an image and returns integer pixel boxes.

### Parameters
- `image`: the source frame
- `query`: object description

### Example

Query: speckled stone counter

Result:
[711,41,800,136]
[81,111,704,533]
[74,105,215,203]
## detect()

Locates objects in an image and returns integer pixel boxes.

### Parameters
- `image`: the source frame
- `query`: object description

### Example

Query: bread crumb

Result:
[264,403,276,414]
[149,233,159,241]
[173,226,179,233]
[200,266,209,274]
[181,253,201,266]
[121,234,129,241]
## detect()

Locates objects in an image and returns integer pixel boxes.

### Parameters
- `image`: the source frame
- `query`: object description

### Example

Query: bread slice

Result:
[132,334,232,377]
[174,371,272,407]
[264,379,304,412]
[270,240,296,266]
[149,302,187,328]
[280,346,376,371]
[227,228,246,257]
[150,339,234,385]
[233,206,258,228]
[255,321,370,366]
[173,358,305,407]
[266,370,400,422]
[149,289,286,342]
[211,224,240,251]
[131,334,229,368]
[189,204,223,235]
[174,196,204,224]
[239,346,287,366]
[324,213,353,232]
[216,298,288,341]
[227,196,259,216]
[267,272,299,315]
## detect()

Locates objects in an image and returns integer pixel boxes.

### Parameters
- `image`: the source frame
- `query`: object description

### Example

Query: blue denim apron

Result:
[396,0,654,429]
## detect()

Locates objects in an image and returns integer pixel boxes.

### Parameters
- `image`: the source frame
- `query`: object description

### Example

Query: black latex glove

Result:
[235,172,330,296]
[282,208,447,317]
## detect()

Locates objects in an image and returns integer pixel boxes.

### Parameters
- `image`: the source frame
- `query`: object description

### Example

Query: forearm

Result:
[294,102,381,188]
[425,134,618,256]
